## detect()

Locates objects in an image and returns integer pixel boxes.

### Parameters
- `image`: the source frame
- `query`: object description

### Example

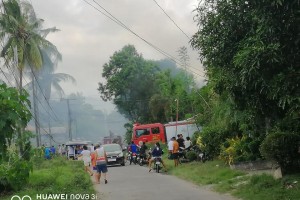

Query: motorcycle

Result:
[190,145,210,163]
[178,147,189,164]
[153,157,162,173]
[139,148,152,166]
[130,152,138,165]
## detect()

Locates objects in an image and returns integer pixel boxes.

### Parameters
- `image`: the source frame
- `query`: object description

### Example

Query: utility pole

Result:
[67,99,72,141]
[61,98,76,141]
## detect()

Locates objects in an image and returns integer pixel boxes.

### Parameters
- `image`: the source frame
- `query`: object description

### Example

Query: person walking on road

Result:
[78,145,93,176]
[95,144,108,184]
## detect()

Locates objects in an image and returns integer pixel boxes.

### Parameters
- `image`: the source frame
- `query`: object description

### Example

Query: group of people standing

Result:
[43,144,65,159]
[168,134,192,167]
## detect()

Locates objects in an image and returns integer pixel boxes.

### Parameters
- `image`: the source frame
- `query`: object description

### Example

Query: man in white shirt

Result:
[79,145,93,176]
[184,136,192,149]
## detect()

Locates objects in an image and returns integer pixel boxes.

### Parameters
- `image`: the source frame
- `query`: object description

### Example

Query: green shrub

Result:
[260,131,300,174]
[0,157,33,191]
[186,151,197,161]
[200,126,232,157]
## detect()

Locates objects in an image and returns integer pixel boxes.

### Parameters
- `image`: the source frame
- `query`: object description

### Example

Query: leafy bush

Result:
[219,136,262,165]
[0,152,33,191]
[260,131,300,174]
[198,126,232,157]
[186,151,197,161]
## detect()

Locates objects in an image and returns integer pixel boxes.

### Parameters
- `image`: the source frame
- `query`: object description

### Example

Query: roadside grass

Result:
[166,159,245,185]
[232,174,300,200]
[164,154,300,200]
[2,157,96,200]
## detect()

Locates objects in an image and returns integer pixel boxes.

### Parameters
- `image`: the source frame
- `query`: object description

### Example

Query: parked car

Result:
[103,144,125,166]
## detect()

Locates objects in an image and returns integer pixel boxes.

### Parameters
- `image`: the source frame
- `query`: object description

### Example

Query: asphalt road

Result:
[93,163,237,200]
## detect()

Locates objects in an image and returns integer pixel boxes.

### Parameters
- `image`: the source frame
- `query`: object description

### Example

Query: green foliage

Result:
[98,45,160,123]
[0,84,31,160]
[0,0,59,71]
[198,125,232,157]
[233,174,300,200]
[124,122,133,144]
[260,131,300,173]
[0,84,33,192]
[1,157,95,199]
[190,0,300,172]
[98,45,197,124]
[169,160,244,185]
[220,136,261,165]
[0,148,33,192]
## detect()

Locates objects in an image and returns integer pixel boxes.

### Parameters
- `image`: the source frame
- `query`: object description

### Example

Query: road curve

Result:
[94,164,237,200]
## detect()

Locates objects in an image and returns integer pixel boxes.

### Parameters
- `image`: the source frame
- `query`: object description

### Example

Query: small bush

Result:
[199,126,232,157]
[260,131,300,174]
[0,158,32,191]
[186,151,197,161]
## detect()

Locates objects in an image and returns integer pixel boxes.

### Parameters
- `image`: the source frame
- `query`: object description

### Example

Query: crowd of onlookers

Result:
[41,144,67,159]
[167,133,192,167]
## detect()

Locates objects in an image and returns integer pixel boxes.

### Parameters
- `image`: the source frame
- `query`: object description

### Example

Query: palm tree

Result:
[36,54,75,145]
[0,0,60,150]
[25,49,76,145]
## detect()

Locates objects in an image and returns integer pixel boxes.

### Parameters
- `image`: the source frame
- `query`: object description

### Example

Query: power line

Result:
[29,109,60,145]
[151,0,190,39]
[0,7,63,125]
[0,67,59,145]
[82,0,206,78]
[0,67,14,86]
[4,58,64,126]
[28,65,64,123]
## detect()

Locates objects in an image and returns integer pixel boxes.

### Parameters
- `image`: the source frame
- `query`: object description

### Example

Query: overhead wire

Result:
[0,52,64,144]
[91,0,205,75]
[82,0,206,78]
[28,65,64,123]
[0,5,63,125]
[4,57,64,126]
[0,64,59,145]
[0,66,14,86]
[151,0,191,40]
[0,1,62,145]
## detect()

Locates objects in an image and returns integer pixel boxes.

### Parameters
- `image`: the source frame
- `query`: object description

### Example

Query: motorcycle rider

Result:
[148,142,167,172]
[129,141,138,163]
[139,142,148,161]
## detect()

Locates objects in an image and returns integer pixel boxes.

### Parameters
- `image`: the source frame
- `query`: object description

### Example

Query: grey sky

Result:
[30,0,204,109]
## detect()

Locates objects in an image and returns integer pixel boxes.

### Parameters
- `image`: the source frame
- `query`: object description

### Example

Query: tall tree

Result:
[98,45,159,123]
[191,0,300,135]
[0,0,60,148]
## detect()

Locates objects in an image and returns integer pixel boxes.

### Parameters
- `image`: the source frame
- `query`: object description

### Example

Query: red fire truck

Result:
[132,120,199,145]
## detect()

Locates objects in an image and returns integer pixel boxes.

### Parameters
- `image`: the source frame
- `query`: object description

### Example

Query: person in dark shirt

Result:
[148,143,167,172]
[139,142,148,159]
[50,146,56,155]
[177,134,185,149]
